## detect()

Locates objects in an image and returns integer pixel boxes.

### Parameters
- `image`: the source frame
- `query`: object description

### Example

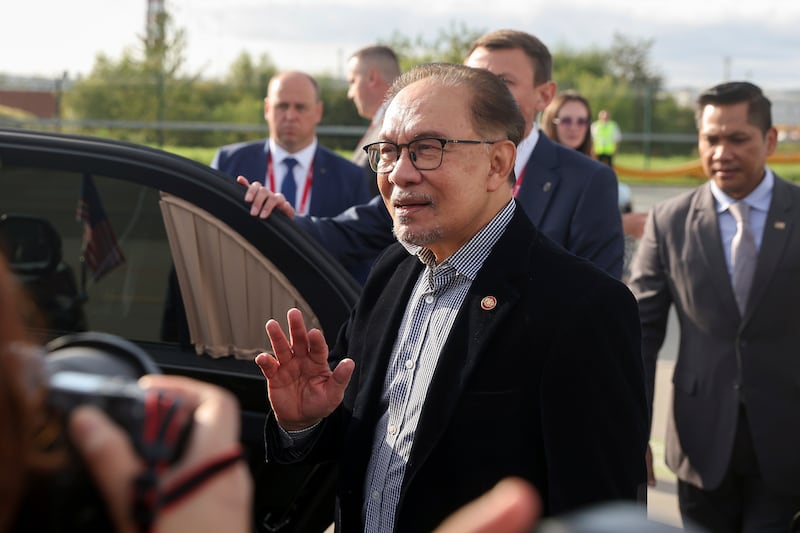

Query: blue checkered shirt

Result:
[362,200,515,532]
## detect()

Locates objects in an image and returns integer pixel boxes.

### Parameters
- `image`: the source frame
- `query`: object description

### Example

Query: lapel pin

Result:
[480,296,497,311]
[774,221,786,230]
[543,182,552,192]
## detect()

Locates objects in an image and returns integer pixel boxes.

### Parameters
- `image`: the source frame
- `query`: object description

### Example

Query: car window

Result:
[1,164,177,344]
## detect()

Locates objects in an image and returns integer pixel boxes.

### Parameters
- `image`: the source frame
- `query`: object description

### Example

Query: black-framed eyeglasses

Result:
[362,137,498,173]
[553,117,589,127]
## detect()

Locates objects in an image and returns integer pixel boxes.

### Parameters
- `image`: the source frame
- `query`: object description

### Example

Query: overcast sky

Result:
[4,0,800,92]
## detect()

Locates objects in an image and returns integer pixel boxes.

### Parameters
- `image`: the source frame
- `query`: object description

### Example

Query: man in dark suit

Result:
[212,70,369,218]
[256,63,648,532]
[629,81,800,531]
[346,45,401,198]
[241,30,624,280]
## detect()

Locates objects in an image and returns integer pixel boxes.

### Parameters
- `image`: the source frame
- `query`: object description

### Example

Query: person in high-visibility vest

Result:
[591,109,622,167]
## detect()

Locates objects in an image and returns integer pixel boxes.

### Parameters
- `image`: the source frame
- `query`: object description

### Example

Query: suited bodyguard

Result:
[629,81,800,532]
[256,63,647,532]
[211,71,370,218]
[346,45,401,198]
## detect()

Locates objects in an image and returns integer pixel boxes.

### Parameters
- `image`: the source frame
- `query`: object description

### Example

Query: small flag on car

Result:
[76,173,125,281]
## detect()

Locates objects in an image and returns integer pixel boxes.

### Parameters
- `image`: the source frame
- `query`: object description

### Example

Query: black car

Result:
[0,127,359,533]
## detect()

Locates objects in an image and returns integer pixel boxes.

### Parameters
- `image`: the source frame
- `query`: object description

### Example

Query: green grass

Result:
[160,145,355,167]
[163,145,218,166]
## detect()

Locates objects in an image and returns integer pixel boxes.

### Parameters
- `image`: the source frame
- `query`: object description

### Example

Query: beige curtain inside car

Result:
[159,192,321,359]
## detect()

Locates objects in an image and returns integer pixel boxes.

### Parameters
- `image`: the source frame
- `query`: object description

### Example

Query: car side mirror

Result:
[0,214,63,276]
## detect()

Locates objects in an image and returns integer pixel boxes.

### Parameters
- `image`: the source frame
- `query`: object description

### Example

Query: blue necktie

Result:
[281,157,298,208]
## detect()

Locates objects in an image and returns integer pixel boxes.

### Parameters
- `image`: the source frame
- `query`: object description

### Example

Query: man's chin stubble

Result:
[393,222,442,248]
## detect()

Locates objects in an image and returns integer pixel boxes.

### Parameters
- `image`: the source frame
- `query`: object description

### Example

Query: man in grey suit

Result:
[346,45,401,198]
[629,81,800,531]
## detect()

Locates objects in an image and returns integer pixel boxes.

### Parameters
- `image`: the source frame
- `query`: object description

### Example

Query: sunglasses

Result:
[553,117,589,127]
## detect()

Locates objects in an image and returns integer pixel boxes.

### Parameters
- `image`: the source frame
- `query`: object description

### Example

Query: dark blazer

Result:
[211,139,370,217]
[296,133,624,279]
[267,204,649,532]
[629,176,800,494]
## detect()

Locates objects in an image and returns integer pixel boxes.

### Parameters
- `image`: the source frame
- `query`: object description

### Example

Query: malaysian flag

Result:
[76,174,125,281]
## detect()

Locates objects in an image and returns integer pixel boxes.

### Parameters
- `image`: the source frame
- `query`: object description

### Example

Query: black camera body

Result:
[47,370,191,466]
[14,332,193,533]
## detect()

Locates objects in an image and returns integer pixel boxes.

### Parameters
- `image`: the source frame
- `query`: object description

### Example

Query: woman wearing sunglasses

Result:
[541,90,594,156]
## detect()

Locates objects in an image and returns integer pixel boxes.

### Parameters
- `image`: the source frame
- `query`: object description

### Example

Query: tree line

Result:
[60,13,697,155]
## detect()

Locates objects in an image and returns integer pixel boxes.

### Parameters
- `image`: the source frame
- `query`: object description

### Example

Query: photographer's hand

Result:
[255,307,355,431]
[69,375,252,533]
[434,477,541,533]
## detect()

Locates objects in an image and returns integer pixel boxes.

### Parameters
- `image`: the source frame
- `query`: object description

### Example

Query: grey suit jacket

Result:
[629,175,800,493]
[351,119,382,198]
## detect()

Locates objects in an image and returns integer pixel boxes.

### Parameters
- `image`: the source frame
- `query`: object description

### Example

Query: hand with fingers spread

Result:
[255,308,355,431]
[236,175,296,220]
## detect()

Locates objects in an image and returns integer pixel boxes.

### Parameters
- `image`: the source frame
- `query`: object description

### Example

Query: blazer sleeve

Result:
[627,207,673,413]
[295,195,395,268]
[570,163,624,279]
[540,274,649,511]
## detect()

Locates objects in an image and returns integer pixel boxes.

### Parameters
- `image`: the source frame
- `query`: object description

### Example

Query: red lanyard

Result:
[513,164,527,198]
[266,153,314,215]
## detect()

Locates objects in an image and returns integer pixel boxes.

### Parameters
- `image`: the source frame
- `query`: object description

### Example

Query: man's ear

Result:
[536,81,557,111]
[314,101,324,125]
[765,127,778,156]
[368,67,380,86]
[487,140,517,192]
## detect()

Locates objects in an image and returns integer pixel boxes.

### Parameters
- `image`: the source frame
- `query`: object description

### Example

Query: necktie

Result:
[281,157,298,208]
[729,202,757,314]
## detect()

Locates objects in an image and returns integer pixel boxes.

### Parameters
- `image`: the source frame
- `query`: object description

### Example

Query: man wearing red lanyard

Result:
[240,33,623,280]
[211,71,369,218]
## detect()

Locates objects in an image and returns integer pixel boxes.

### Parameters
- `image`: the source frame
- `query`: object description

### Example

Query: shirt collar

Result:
[267,137,318,170]
[515,126,539,178]
[710,166,774,214]
[402,200,516,282]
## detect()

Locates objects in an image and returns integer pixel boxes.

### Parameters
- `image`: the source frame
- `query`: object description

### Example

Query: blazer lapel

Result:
[745,176,795,319]
[258,144,270,185]
[691,184,740,313]
[350,254,423,424]
[402,209,530,481]
[515,134,560,226]
[308,146,331,215]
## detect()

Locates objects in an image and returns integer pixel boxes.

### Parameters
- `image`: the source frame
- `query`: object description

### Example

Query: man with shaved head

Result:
[347,45,401,197]
[212,70,369,218]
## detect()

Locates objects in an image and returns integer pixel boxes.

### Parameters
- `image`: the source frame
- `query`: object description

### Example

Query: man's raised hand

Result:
[255,308,354,431]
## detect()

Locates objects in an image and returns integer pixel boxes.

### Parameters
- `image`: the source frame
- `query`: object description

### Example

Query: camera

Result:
[14,332,194,533]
